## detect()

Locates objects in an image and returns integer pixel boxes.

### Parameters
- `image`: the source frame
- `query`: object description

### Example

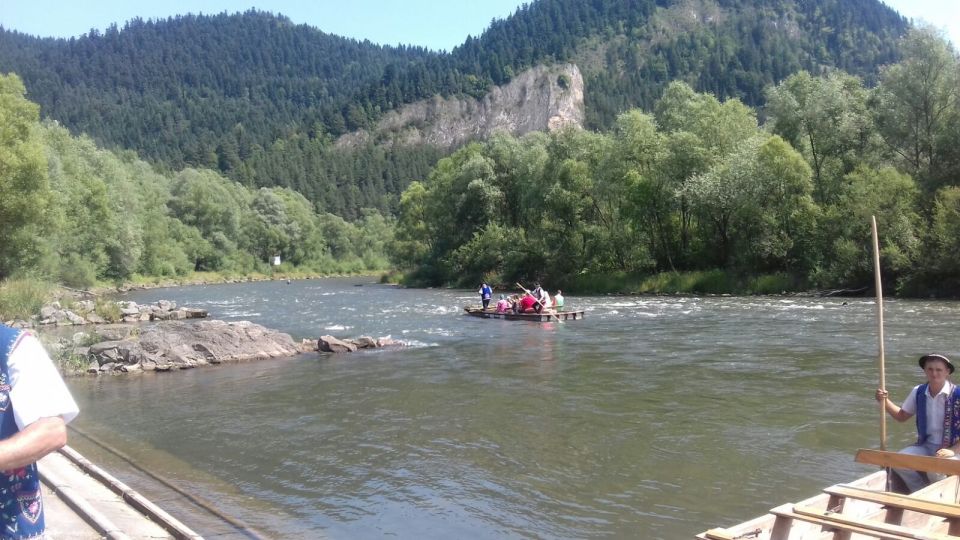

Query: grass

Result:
[0,279,58,321]
[94,298,123,322]
[563,270,801,296]
[36,332,97,375]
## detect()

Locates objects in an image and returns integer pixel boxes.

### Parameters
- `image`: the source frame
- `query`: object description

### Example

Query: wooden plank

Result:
[856,449,960,477]
[825,485,960,519]
[701,528,736,540]
[772,504,913,539]
[792,505,959,540]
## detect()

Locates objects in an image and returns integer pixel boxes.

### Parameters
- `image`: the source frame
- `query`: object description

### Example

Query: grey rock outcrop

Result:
[85,320,298,372]
[315,335,402,354]
[337,63,584,149]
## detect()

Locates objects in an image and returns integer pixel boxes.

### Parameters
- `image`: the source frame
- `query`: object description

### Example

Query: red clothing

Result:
[519,294,537,312]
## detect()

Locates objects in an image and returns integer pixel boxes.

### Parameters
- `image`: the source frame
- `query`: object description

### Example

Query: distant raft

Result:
[463,306,584,322]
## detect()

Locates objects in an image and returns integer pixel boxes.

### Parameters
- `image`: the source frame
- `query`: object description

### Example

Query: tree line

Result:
[0,74,393,287]
[390,28,960,296]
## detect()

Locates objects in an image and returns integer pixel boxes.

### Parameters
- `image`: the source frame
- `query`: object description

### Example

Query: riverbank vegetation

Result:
[391,28,960,297]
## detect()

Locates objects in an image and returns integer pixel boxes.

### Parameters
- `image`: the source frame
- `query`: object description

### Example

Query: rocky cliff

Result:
[338,63,584,148]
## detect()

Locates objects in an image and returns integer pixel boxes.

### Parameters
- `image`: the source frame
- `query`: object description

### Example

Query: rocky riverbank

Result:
[5,299,208,328]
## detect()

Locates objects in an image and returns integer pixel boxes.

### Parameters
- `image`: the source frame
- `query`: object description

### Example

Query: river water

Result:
[61,278,960,539]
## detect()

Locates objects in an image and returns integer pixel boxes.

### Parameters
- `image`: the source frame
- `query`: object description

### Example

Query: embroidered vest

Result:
[915,382,960,449]
[0,325,45,539]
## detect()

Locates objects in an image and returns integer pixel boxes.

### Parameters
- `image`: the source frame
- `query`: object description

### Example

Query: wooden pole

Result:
[872,216,887,451]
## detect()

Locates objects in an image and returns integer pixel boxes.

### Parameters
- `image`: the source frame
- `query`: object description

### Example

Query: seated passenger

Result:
[495,294,511,313]
[510,294,521,313]
[519,293,538,313]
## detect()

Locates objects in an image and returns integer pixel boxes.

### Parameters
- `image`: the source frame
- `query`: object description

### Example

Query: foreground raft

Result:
[463,306,585,322]
[698,449,960,540]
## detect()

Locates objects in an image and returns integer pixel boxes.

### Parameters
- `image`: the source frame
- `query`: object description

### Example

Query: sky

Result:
[0,0,956,51]
[0,0,530,51]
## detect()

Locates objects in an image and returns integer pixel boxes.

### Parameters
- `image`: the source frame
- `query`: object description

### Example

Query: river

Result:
[61,278,960,539]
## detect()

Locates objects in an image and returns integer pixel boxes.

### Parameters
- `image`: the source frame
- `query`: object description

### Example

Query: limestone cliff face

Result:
[337,63,584,148]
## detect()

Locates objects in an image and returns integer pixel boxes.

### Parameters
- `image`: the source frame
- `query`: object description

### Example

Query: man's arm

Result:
[876,388,913,422]
[0,416,67,471]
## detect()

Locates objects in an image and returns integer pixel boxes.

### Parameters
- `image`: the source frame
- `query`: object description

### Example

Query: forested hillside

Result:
[0,0,908,220]
[392,28,960,296]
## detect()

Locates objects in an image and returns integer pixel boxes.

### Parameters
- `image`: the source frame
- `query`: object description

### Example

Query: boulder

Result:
[64,310,86,325]
[351,336,378,349]
[318,335,357,353]
[133,320,299,368]
[88,340,146,366]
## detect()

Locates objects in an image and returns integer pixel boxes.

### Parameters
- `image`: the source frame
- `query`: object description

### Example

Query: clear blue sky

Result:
[0,0,956,51]
[0,1,529,51]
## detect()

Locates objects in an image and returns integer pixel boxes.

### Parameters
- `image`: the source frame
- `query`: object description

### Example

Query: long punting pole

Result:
[872,216,887,452]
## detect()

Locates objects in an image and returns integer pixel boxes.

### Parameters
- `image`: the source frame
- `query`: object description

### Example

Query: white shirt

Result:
[8,332,79,430]
[902,381,954,445]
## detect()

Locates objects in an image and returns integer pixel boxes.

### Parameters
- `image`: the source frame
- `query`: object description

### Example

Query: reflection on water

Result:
[63,279,960,539]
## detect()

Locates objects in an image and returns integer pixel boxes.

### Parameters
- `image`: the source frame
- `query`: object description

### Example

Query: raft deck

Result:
[697,449,960,540]
[464,306,584,322]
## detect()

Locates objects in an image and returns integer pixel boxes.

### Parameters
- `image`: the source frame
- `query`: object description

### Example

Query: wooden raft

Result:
[699,450,960,540]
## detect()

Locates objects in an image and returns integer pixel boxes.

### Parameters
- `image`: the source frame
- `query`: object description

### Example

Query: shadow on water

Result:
[63,280,960,539]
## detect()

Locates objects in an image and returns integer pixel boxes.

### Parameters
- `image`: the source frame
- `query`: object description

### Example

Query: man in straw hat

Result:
[876,353,960,492]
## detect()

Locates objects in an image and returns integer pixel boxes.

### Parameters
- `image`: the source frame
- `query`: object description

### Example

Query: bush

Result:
[59,254,97,289]
[93,298,122,322]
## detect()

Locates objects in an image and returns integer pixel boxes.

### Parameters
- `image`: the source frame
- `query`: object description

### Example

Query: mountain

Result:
[0,0,909,219]
[0,10,433,168]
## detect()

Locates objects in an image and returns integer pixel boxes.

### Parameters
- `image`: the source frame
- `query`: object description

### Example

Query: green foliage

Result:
[744,273,796,295]
[93,298,122,323]
[766,70,879,205]
[873,26,960,191]
[0,278,55,321]
[0,74,53,279]
[635,270,734,295]
[58,253,98,289]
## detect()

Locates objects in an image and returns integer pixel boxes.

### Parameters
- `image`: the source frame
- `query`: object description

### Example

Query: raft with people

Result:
[466,282,582,322]
[463,306,584,322]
